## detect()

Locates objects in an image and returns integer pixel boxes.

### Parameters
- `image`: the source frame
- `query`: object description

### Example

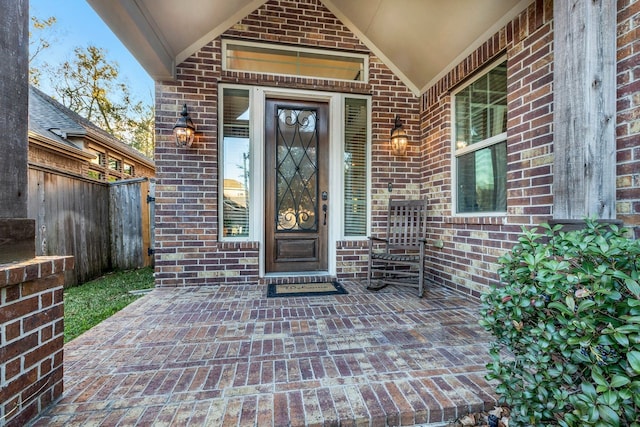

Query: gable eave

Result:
[175,0,269,66]
[87,0,175,81]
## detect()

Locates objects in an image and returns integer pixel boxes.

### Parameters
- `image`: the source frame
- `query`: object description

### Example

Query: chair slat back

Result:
[386,198,428,249]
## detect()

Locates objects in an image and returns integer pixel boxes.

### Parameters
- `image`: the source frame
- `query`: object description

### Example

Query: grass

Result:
[64,267,154,343]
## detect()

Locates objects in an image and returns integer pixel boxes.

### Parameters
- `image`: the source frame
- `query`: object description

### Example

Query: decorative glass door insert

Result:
[275,108,319,232]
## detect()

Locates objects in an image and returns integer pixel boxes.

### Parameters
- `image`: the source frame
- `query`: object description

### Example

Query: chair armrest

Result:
[369,236,388,243]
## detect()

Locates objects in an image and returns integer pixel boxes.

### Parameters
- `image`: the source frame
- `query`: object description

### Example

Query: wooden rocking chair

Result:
[367,198,428,297]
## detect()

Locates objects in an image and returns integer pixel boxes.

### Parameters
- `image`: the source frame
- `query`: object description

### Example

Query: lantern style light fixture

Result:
[173,103,196,147]
[390,115,408,156]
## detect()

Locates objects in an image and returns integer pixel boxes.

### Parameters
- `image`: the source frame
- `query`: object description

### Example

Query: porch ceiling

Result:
[87,0,529,95]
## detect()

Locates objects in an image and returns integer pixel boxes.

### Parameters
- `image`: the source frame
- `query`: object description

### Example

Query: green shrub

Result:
[479,220,640,426]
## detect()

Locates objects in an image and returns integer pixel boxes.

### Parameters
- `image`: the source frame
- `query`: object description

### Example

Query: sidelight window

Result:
[221,88,251,238]
[343,97,368,236]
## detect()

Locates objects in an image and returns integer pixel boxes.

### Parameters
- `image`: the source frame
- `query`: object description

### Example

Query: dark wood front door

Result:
[265,99,329,273]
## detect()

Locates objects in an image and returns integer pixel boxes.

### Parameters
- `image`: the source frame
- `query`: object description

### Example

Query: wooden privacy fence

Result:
[28,166,154,286]
[109,178,154,271]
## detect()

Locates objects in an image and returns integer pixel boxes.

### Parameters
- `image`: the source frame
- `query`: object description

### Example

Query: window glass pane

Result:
[455,62,507,149]
[344,98,368,236]
[457,142,507,213]
[91,151,105,166]
[88,170,102,180]
[275,108,319,231]
[225,42,365,82]
[222,88,250,238]
[109,158,121,171]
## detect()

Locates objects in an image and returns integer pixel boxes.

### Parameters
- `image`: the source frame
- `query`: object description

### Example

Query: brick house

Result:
[87,0,639,295]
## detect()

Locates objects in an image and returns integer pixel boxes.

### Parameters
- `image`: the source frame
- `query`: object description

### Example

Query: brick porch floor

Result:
[33,281,499,426]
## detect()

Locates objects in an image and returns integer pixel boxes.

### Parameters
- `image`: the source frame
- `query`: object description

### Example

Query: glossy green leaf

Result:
[566,296,575,313]
[625,278,640,298]
[581,382,597,400]
[598,405,620,425]
[614,332,630,347]
[610,375,630,388]
[627,351,640,374]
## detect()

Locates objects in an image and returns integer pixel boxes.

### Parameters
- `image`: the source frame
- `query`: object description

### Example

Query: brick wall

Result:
[0,256,72,427]
[421,0,640,297]
[420,0,554,298]
[154,0,419,286]
[153,0,638,292]
[336,240,369,281]
[616,0,640,237]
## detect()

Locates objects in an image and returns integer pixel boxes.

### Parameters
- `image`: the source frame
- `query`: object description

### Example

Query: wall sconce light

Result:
[173,103,196,147]
[390,115,408,156]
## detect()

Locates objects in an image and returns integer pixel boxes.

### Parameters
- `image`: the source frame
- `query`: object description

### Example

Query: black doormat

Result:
[267,281,348,298]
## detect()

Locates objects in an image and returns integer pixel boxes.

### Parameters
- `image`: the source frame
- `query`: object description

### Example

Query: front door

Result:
[265,99,329,273]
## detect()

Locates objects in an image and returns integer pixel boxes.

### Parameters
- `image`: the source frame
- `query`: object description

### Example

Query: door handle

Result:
[322,204,327,225]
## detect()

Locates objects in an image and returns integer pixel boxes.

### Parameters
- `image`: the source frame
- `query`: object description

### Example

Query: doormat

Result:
[267,281,348,298]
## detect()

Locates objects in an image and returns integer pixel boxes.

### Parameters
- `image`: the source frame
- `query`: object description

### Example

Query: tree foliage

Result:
[29,15,154,158]
[129,103,155,158]
[51,45,154,157]
[29,15,57,86]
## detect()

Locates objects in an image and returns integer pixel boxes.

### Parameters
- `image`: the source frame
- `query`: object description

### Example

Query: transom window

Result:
[222,40,368,82]
[453,59,507,214]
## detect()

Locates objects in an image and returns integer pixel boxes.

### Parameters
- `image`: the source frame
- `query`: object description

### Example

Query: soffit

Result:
[87,0,529,94]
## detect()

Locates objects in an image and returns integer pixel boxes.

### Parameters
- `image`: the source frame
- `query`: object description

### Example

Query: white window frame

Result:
[342,95,372,238]
[451,56,508,217]
[222,39,369,83]
[218,86,253,242]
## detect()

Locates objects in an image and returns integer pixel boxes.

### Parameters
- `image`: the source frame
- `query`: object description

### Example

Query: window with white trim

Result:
[223,40,368,82]
[453,59,507,214]
[343,97,368,236]
[221,88,251,238]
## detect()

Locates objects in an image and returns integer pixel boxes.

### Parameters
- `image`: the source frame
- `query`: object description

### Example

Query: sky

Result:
[29,0,154,105]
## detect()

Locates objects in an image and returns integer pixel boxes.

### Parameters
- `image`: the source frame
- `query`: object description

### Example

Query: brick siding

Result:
[422,0,640,297]
[153,0,639,294]
[154,0,419,286]
[421,1,555,298]
[616,0,640,238]
[0,256,72,427]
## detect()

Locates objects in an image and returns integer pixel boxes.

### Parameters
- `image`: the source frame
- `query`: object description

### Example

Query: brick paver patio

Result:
[33,281,499,426]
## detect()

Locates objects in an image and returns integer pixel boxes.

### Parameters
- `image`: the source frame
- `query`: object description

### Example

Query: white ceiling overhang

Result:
[87,0,531,95]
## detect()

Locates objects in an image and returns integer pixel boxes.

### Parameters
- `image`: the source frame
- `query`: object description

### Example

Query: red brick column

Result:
[0,256,73,427]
